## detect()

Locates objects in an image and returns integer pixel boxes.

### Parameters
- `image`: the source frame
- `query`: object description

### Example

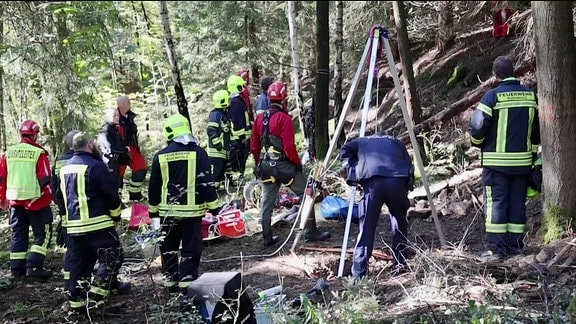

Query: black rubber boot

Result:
[26,267,53,279]
[303,214,331,241]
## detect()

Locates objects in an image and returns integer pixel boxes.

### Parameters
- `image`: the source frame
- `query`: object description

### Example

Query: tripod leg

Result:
[382,33,447,247]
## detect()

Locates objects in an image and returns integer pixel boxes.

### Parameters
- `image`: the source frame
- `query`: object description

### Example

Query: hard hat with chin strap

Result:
[163,114,192,141]
[227,75,245,94]
[213,90,230,108]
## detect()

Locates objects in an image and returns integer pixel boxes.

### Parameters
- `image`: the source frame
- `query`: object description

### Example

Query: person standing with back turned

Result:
[470,56,540,260]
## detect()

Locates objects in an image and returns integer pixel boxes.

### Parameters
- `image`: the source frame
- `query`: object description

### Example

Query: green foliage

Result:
[541,203,576,243]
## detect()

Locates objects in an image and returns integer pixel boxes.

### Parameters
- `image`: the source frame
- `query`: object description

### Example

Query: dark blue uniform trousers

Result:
[9,207,53,276]
[66,228,124,309]
[352,176,410,279]
[160,217,203,287]
[482,168,529,255]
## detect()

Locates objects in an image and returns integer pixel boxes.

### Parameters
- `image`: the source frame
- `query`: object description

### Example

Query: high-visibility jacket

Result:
[470,77,540,174]
[230,95,251,141]
[52,150,74,216]
[57,152,122,235]
[148,141,219,217]
[0,138,52,210]
[206,108,232,159]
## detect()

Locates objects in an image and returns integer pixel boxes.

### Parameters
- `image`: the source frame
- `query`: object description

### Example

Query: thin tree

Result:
[159,1,190,122]
[532,1,576,242]
[392,1,425,162]
[0,5,5,151]
[333,0,345,147]
[314,1,330,159]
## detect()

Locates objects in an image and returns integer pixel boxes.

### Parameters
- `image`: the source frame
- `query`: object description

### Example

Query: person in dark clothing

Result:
[148,114,220,291]
[340,134,414,279]
[98,108,131,192]
[254,76,275,116]
[207,90,233,192]
[117,95,147,201]
[52,129,81,292]
[55,132,131,313]
[470,56,540,260]
[227,75,251,180]
[251,81,330,247]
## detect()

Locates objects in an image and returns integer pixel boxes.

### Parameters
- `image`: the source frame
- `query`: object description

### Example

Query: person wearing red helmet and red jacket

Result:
[0,120,54,279]
[251,81,331,247]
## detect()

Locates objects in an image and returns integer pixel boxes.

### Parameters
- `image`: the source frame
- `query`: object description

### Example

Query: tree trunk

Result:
[435,1,454,53]
[392,1,426,163]
[532,1,576,242]
[286,1,308,151]
[0,5,5,151]
[245,1,259,97]
[130,1,144,83]
[314,1,330,160]
[333,0,345,147]
[159,1,190,122]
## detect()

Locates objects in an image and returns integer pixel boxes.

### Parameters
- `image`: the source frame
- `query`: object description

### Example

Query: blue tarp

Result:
[321,195,359,221]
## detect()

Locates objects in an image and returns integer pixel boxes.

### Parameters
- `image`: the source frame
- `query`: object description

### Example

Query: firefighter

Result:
[0,120,54,279]
[228,75,251,179]
[207,90,233,192]
[340,134,414,278]
[98,108,131,194]
[255,76,275,115]
[56,132,130,313]
[52,129,81,291]
[251,81,330,247]
[148,114,220,291]
[470,56,540,259]
[117,95,148,201]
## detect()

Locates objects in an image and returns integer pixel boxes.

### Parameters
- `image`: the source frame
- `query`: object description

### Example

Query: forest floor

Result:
[0,189,574,324]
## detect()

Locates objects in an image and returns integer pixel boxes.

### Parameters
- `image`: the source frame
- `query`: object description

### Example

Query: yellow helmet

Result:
[227,75,245,94]
[213,90,230,108]
[163,114,191,141]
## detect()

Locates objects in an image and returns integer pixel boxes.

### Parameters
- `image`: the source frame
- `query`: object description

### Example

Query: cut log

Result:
[399,62,535,145]
[409,168,482,199]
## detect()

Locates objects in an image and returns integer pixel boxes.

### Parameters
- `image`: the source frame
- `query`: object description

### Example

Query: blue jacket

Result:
[340,135,414,185]
[51,150,74,216]
[255,92,270,113]
[56,151,122,235]
[148,141,219,217]
[470,77,540,175]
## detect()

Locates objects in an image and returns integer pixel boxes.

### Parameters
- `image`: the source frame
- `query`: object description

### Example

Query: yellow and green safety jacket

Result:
[470,77,540,174]
[148,141,219,217]
[206,108,232,159]
[57,152,122,235]
[5,143,44,200]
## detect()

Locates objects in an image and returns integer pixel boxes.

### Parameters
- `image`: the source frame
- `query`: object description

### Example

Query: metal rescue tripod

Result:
[290,25,447,277]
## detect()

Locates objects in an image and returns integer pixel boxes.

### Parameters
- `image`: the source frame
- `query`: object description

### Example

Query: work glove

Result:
[215,143,223,151]
[149,211,160,219]
[295,164,303,173]
[55,219,67,248]
[209,207,221,216]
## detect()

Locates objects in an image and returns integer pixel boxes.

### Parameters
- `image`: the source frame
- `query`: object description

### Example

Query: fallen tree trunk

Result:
[298,246,393,260]
[409,168,482,199]
[399,61,535,144]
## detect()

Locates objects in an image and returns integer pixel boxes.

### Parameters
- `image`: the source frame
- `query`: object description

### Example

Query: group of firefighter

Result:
[0,55,541,314]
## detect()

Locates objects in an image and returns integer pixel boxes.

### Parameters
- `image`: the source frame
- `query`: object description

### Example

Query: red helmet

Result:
[267,82,288,101]
[237,69,250,82]
[19,119,40,136]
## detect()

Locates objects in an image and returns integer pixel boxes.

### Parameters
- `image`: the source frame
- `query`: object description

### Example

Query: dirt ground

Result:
[0,189,547,323]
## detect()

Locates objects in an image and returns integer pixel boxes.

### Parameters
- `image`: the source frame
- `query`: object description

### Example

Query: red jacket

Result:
[251,105,301,166]
[0,138,53,211]
[241,87,254,122]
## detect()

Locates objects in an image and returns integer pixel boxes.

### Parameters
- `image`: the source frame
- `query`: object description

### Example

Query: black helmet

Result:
[261,76,275,92]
